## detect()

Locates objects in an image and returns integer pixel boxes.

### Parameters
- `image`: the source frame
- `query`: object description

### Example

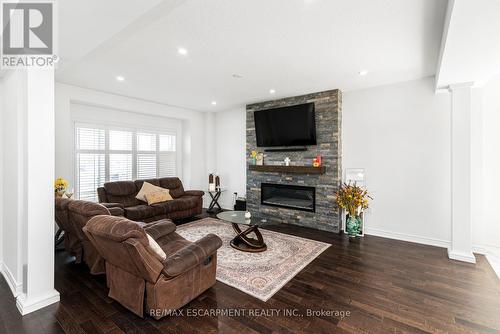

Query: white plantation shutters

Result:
[75,124,178,201]
[137,133,157,179]
[76,127,105,201]
[159,134,176,177]
[109,130,133,181]
[77,153,105,202]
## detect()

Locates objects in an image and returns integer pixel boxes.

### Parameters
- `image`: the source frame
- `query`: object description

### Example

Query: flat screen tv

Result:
[254,103,316,147]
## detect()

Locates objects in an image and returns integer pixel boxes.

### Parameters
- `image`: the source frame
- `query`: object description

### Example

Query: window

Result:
[75,124,178,201]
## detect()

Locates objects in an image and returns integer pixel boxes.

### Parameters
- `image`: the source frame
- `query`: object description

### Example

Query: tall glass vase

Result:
[346,215,361,238]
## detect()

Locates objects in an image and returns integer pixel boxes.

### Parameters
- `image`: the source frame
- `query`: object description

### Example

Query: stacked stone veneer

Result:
[246,89,342,232]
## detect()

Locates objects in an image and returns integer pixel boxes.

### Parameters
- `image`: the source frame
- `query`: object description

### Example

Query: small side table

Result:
[207,188,226,213]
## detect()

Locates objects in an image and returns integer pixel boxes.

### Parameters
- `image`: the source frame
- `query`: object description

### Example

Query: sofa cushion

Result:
[145,190,173,205]
[124,205,164,221]
[152,196,199,213]
[104,181,136,196]
[104,181,139,207]
[136,181,171,202]
[158,177,185,198]
[135,178,160,191]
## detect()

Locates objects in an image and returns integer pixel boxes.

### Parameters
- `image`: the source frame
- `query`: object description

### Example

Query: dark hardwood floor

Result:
[1,211,499,333]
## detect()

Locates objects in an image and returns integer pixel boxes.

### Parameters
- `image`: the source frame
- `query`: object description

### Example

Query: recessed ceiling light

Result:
[358,70,368,76]
[177,47,188,55]
[116,75,125,82]
[211,101,217,106]
[269,89,276,94]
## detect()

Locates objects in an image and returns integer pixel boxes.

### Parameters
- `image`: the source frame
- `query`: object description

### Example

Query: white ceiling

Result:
[436,0,500,89]
[56,0,448,112]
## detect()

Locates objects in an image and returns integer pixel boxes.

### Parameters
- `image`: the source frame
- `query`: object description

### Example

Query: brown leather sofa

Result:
[83,215,222,318]
[97,177,204,223]
[55,198,114,274]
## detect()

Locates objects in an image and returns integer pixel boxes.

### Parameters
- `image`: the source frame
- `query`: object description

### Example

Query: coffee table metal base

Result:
[230,223,267,252]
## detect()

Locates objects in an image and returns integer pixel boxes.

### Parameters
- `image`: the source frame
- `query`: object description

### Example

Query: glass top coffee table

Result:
[216,211,267,252]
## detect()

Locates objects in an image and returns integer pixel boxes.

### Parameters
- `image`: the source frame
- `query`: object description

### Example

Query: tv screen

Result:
[254,103,317,147]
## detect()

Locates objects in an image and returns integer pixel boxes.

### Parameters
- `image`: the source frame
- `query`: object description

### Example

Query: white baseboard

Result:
[364,227,500,273]
[473,245,500,278]
[364,227,451,248]
[0,262,23,297]
[16,290,60,316]
[485,253,500,279]
[447,249,476,263]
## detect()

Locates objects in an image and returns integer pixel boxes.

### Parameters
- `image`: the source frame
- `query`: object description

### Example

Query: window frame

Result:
[74,122,179,201]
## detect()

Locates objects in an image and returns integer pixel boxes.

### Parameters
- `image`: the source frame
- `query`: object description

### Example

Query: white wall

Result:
[55,83,210,205]
[343,77,452,245]
[474,74,500,274]
[214,108,247,209]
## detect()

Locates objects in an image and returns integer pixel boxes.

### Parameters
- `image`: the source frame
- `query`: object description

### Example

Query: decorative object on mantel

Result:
[54,177,68,198]
[256,152,264,166]
[250,150,258,165]
[284,157,291,166]
[335,182,372,239]
[312,155,322,167]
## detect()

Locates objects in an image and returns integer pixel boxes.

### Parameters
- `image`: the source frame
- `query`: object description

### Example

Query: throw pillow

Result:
[145,190,173,205]
[145,233,167,261]
[136,182,168,202]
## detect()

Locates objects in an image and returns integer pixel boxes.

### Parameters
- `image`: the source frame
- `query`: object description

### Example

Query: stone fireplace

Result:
[246,89,342,232]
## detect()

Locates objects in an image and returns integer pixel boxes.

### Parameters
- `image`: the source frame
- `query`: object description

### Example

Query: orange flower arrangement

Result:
[335,182,371,217]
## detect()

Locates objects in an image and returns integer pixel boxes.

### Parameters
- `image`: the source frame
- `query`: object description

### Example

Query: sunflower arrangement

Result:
[335,182,371,217]
[54,177,68,194]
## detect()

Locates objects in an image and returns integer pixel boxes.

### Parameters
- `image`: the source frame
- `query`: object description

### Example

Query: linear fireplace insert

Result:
[261,183,315,212]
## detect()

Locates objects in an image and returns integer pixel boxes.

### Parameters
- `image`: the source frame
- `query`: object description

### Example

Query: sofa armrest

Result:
[143,219,177,239]
[100,202,124,209]
[162,233,222,277]
[184,190,205,197]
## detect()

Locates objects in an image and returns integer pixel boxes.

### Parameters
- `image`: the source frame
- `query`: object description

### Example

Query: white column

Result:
[15,68,60,314]
[448,83,476,263]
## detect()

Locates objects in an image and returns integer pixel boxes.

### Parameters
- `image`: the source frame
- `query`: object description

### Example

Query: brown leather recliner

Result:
[55,198,83,263]
[83,215,222,319]
[67,200,112,275]
[97,177,204,223]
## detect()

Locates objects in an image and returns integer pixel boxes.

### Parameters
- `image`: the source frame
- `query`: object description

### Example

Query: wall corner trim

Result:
[447,249,477,263]
[0,262,23,297]
[473,245,500,278]
[16,290,60,316]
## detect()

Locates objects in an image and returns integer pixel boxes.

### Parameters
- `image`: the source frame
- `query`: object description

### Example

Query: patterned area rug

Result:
[176,218,330,302]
